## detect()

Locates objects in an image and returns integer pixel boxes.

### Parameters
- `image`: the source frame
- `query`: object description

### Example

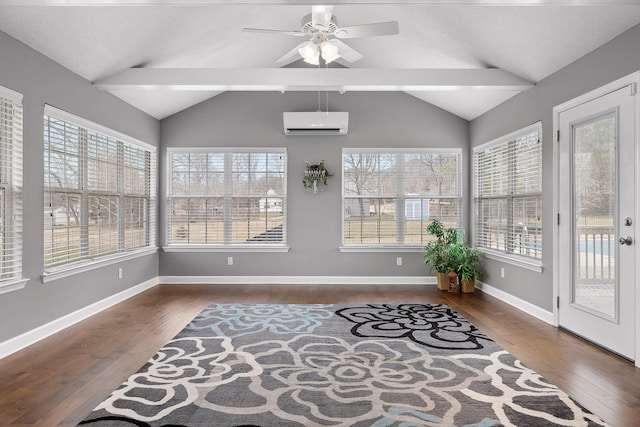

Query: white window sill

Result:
[482,250,544,273]
[42,247,158,283]
[163,245,290,253]
[339,246,424,253]
[0,277,29,295]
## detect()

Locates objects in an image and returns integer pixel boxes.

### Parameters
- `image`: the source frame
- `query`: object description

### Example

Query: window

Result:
[473,122,542,264]
[43,106,156,274]
[0,86,24,291]
[342,149,462,248]
[166,148,287,249]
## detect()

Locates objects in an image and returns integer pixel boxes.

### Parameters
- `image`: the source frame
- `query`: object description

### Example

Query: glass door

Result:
[557,85,635,360]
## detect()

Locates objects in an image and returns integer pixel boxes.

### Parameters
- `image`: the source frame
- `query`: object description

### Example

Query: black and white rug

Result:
[79,304,608,426]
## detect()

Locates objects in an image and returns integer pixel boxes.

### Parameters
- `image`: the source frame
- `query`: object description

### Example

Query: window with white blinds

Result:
[43,106,156,273]
[0,86,23,285]
[342,149,462,247]
[166,148,287,248]
[473,122,542,261]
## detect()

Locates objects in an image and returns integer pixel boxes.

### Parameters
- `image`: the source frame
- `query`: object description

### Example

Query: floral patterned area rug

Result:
[78,304,608,427]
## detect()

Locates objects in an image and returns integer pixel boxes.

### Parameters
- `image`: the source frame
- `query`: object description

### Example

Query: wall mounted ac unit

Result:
[283,111,349,136]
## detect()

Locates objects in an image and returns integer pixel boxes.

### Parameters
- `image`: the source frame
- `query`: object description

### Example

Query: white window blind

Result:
[43,106,156,272]
[167,148,287,247]
[342,149,462,247]
[0,86,23,283]
[473,122,542,260]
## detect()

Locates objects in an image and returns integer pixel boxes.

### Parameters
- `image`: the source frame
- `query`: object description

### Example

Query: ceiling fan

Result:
[243,5,399,65]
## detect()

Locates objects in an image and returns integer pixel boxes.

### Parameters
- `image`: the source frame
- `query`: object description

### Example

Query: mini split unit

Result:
[283,111,349,136]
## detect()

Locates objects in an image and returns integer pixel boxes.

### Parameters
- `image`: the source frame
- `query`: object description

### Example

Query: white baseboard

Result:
[1,276,553,361]
[159,275,437,286]
[0,277,159,360]
[475,280,554,325]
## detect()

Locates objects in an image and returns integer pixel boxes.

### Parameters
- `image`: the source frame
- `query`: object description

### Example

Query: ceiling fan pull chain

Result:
[317,62,321,112]
[325,61,328,113]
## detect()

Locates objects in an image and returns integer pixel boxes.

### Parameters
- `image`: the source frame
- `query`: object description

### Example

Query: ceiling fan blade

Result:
[275,42,308,64]
[243,28,307,37]
[311,5,334,31]
[334,39,363,63]
[334,21,399,39]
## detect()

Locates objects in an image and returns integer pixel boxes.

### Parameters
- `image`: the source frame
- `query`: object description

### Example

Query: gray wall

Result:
[159,91,469,277]
[0,30,160,343]
[470,23,640,312]
[4,16,640,345]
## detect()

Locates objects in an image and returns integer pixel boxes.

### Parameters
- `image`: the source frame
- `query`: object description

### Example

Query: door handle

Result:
[619,236,633,245]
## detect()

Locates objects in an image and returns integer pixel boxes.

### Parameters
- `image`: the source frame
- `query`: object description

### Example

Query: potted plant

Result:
[444,240,467,292]
[303,160,332,193]
[456,245,483,293]
[424,220,461,290]
[423,241,449,290]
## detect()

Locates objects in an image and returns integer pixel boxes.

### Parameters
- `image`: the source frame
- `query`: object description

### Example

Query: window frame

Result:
[0,85,27,294]
[164,147,289,252]
[472,122,543,272]
[340,147,463,252]
[43,105,157,281]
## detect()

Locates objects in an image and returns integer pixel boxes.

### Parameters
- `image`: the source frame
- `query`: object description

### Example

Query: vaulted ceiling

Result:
[1,1,640,120]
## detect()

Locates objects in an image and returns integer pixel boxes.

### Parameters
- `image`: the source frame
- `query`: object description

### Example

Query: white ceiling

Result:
[1,1,640,120]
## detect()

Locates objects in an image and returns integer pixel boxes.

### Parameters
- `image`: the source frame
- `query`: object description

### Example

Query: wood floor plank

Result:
[0,284,637,426]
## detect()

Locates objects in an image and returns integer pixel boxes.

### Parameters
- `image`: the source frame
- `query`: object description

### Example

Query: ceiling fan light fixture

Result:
[303,48,320,65]
[244,5,398,66]
[320,40,340,64]
[298,41,318,61]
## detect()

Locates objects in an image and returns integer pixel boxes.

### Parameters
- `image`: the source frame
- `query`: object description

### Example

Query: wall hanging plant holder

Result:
[303,160,332,194]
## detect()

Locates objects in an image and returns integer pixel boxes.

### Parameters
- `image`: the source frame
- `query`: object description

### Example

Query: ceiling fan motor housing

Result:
[301,14,338,34]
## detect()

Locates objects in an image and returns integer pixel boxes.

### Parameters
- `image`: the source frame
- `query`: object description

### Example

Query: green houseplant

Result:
[424,220,461,290]
[455,245,483,293]
[445,240,483,293]
[303,160,332,193]
[442,240,467,292]
[424,220,483,292]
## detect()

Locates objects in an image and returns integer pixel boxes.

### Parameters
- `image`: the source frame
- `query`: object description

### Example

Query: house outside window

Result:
[165,148,287,250]
[43,106,156,276]
[342,148,462,249]
[473,122,543,268]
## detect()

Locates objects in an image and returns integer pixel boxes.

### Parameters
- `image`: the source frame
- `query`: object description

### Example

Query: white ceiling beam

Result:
[1,0,638,5]
[94,68,533,92]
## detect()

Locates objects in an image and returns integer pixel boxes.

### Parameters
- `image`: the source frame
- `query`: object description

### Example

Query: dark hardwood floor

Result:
[0,284,638,426]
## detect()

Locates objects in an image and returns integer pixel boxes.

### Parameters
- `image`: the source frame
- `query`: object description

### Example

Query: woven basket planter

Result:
[460,278,476,293]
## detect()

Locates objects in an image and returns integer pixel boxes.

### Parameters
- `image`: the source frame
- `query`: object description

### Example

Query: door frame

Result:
[553,71,640,367]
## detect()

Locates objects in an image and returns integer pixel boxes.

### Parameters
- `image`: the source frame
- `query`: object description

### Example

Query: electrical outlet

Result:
[227,256,233,266]
[500,267,505,278]
[396,257,402,266]
[118,267,123,280]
